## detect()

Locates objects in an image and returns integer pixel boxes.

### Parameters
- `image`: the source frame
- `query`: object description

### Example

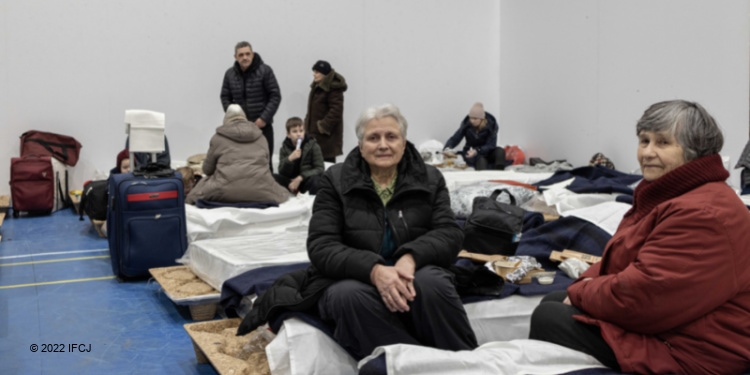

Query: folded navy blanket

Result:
[220,262,310,317]
[534,165,642,196]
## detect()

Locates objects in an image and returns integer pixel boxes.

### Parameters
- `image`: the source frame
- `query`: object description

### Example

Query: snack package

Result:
[559,258,590,279]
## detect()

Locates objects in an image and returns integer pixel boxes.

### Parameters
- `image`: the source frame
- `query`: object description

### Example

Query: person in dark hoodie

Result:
[444,102,505,170]
[186,105,289,205]
[304,60,348,163]
[274,117,325,195]
[237,104,477,360]
[220,41,282,172]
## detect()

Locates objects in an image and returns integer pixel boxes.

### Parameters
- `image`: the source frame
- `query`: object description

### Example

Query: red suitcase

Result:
[10,156,55,217]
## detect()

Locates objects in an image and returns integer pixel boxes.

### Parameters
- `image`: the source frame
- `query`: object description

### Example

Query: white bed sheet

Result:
[266,295,548,375]
[179,226,310,291]
[185,193,315,243]
[363,339,606,375]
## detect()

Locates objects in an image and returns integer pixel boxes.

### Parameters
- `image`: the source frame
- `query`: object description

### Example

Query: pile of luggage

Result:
[9,130,81,217]
[10,110,188,281]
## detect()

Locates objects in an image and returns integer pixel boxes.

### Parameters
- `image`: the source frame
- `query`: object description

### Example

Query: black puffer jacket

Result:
[444,112,499,157]
[237,142,463,334]
[308,141,463,282]
[220,53,281,125]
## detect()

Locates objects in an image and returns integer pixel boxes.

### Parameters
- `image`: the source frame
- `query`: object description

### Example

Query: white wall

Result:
[500,0,750,186]
[0,0,501,195]
[2,1,748,197]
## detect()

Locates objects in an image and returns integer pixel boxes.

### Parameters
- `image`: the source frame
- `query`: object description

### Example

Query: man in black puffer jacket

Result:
[220,41,281,172]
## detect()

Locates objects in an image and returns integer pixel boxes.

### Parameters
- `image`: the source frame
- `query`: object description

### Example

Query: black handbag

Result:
[462,189,525,255]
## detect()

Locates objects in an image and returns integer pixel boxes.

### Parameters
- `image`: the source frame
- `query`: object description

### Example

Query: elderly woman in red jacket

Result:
[529,100,750,374]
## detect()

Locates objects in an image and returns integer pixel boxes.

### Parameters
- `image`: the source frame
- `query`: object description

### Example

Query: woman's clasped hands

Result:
[370,254,417,313]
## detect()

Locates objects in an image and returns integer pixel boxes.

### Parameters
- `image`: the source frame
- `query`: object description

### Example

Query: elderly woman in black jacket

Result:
[237,104,477,360]
[309,104,477,358]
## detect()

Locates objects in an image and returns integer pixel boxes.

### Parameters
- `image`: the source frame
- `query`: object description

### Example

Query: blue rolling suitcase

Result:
[106,172,187,279]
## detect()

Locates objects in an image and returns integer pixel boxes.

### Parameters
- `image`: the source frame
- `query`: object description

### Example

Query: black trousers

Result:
[318,265,478,360]
[529,290,621,370]
[261,123,274,173]
[272,173,320,195]
[474,147,506,171]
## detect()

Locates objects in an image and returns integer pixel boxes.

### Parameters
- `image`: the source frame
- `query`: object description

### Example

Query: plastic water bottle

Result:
[296,138,302,150]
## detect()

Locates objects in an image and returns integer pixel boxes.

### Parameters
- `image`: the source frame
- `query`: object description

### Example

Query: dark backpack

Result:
[79,180,109,221]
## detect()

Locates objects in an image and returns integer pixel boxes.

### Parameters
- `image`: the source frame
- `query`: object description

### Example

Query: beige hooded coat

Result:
[186,112,289,205]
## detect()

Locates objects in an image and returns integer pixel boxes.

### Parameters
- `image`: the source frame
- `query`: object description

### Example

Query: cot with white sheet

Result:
[178,168,639,375]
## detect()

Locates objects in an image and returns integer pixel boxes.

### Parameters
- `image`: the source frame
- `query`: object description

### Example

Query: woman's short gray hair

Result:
[355,104,408,142]
[636,100,723,161]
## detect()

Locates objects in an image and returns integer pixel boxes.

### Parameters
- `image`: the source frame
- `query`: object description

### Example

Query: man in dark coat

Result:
[304,60,347,163]
[220,41,282,172]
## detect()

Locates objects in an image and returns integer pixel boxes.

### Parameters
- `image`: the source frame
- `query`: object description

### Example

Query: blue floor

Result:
[0,208,217,375]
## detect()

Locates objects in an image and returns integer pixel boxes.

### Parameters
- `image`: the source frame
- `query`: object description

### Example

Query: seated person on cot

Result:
[274,117,325,195]
[238,104,478,359]
[185,104,289,205]
[110,149,131,175]
[529,100,750,374]
[444,102,505,170]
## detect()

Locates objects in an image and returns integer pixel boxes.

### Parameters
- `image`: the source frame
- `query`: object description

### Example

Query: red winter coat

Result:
[568,154,750,375]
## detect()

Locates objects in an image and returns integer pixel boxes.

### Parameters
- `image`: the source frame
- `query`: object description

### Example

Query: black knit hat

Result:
[312,60,331,75]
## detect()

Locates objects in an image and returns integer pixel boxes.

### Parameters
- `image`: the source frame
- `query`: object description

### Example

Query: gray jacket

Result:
[186,116,289,204]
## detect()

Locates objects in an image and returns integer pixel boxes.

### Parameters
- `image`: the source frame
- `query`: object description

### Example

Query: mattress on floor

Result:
[184,171,550,245]
[440,169,553,192]
[181,226,310,291]
[185,193,315,243]
[266,294,548,375]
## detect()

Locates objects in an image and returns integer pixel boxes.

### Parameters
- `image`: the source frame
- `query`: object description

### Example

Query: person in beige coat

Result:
[186,104,290,205]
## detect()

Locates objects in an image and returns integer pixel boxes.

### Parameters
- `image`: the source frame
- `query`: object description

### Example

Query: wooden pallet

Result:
[184,318,272,375]
[549,249,602,264]
[149,265,221,321]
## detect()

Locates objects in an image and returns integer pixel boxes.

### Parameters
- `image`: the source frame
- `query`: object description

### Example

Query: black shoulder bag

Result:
[462,189,525,256]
